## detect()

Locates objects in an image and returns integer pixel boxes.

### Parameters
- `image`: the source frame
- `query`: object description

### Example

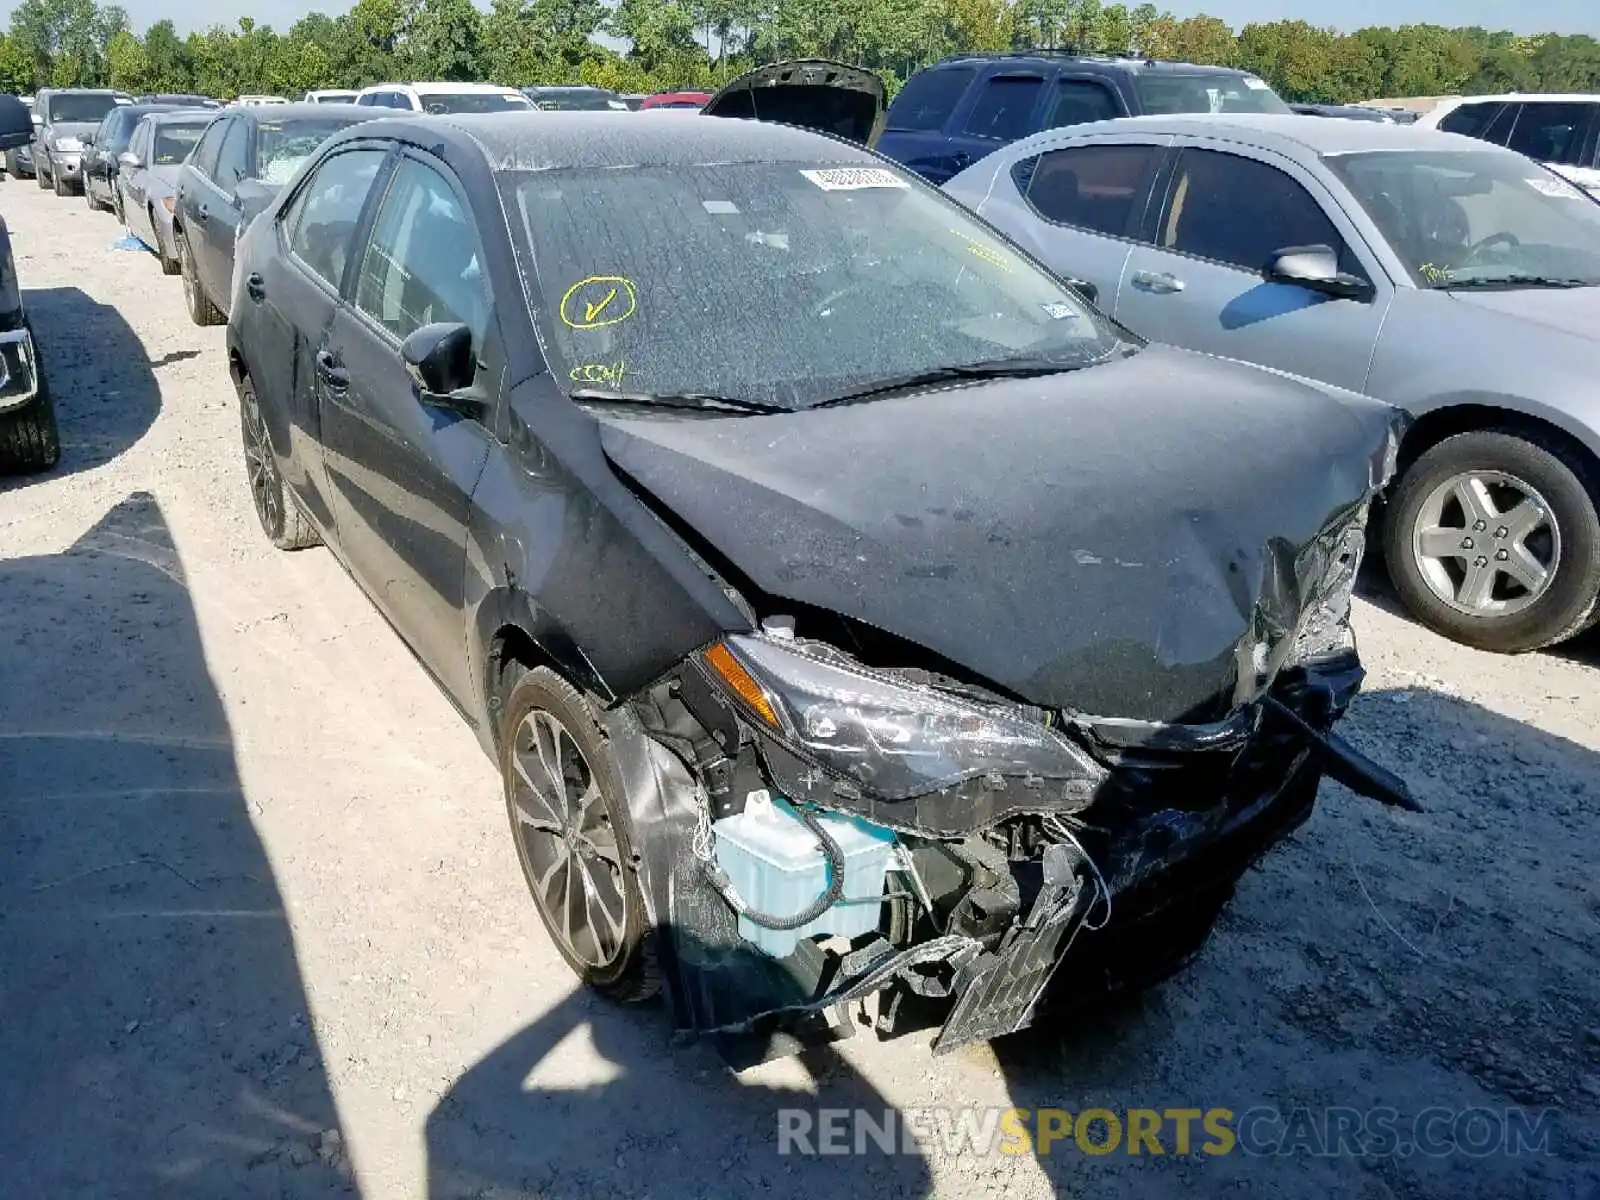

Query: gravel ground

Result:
[1,181,1598,1200]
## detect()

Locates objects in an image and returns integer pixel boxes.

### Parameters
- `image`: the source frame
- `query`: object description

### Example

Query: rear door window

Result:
[1437,101,1506,140]
[1017,143,1164,238]
[963,75,1045,142]
[1043,79,1122,131]
[1158,148,1350,273]
[1503,101,1600,167]
[885,67,975,132]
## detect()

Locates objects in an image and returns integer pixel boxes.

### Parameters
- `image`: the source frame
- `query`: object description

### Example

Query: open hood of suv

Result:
[701,59,885,146]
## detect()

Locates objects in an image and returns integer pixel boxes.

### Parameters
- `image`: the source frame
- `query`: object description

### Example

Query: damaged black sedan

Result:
[228,110,1412,1061]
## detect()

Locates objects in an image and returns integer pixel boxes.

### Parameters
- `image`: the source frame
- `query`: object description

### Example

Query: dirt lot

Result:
[1,180,1597,1200]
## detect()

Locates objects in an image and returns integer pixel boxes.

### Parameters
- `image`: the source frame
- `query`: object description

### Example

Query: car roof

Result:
[143,109,220,124]
[1044,112,1503,156]
[332,110,879,171]
[1434,92,1600,105]
[232,102,368,122]
[366,81,524,95]
[930,51,1260,77]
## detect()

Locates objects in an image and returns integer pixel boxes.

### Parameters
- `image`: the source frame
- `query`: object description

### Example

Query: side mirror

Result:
[1062,277,1098,305]
[1263,244,1373,300]
[401,322,482,415]
[118,150,141,170]
[30,113,42,128]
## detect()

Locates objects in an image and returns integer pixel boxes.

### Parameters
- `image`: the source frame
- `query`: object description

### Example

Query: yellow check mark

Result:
[584,287,619,325]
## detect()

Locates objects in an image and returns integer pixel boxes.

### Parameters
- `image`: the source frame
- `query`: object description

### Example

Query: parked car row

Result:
[6,59,1592,1063]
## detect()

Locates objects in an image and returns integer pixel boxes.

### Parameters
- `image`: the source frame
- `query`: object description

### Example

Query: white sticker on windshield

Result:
[1041,302,1078,320]
[1527,176,1583,199]
[1242,75,1270,90]
[702,199,740,214]
[799,167,909,191]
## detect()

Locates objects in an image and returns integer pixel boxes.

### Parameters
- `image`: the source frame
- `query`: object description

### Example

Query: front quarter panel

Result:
[1368,289,1600,462]
[462,375,752,748]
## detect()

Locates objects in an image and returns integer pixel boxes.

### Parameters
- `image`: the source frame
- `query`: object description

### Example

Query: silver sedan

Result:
[115,111,214,276]
[946,114,1600,653]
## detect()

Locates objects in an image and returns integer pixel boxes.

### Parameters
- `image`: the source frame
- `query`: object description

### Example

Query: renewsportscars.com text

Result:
[777,1106,1558,1159]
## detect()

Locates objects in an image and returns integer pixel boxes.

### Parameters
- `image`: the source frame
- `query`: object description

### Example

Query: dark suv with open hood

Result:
[227,109,1411,1060]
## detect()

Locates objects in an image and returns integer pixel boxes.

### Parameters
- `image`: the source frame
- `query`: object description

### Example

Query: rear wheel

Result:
[178,233,222,326]
[0,362,60,475]
[112,184,125,224]
[501,667,659,1003]
[1384,429,1600,652]
[239,375,320,550]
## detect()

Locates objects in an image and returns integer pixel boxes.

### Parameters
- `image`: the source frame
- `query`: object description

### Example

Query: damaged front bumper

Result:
[614,637,1413,1064]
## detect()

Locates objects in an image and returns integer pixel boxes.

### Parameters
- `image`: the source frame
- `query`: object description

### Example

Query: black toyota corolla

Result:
[227,111,1414,1060]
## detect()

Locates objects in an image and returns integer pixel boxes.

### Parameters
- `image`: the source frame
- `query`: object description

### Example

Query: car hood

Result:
[1446,285,1600,341]
[596,344,1403,723]
[45,121,98,143]
[701,59,885,145]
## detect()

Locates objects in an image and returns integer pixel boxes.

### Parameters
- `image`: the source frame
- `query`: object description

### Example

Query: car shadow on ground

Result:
[426,979,933,1200]
[0,493,351,1196]
[986,684,1600,1199]
[0,287,161,489]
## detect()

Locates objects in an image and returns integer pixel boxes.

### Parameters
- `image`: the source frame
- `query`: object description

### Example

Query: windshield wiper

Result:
[810,356,1091,409]
[1437,275,1594,290]
[570,388,787,415]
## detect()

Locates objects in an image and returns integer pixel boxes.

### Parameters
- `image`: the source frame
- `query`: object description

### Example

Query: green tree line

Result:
[2,0,1597,103]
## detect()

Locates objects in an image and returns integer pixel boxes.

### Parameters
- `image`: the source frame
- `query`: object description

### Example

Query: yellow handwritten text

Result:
[560,275,638,329]
[570,359,628,386]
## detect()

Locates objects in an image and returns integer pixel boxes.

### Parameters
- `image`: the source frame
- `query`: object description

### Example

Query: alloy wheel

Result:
[507,708,629,969]
[1411,469,1561,617]
[241,387,281,536]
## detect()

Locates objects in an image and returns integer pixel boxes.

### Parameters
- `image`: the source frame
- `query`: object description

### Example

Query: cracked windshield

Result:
[509,162,1122,409]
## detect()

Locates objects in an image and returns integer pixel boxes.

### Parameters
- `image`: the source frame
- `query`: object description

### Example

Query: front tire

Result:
[501,667,659,1003]
[0,361,61,474]
[35,156,49,189]
[1384,429,1600,652]
[52,166,68,197]
[239,375,320,550]
[178,233,222,326]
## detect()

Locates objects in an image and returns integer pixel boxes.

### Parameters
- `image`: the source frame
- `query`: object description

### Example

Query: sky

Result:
[8,0,1596,41]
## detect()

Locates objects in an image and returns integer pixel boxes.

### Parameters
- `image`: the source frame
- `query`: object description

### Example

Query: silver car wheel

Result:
[1411,469,1561,617]
[508,708,628,970]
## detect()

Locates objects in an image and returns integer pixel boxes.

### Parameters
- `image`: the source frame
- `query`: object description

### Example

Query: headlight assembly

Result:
[698,633,1096,801]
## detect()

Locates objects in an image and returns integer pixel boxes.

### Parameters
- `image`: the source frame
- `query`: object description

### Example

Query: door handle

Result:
[195,204,209,223]
[1131,270,1185,294]
[245,271,265,302]
[315,350,349,393]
